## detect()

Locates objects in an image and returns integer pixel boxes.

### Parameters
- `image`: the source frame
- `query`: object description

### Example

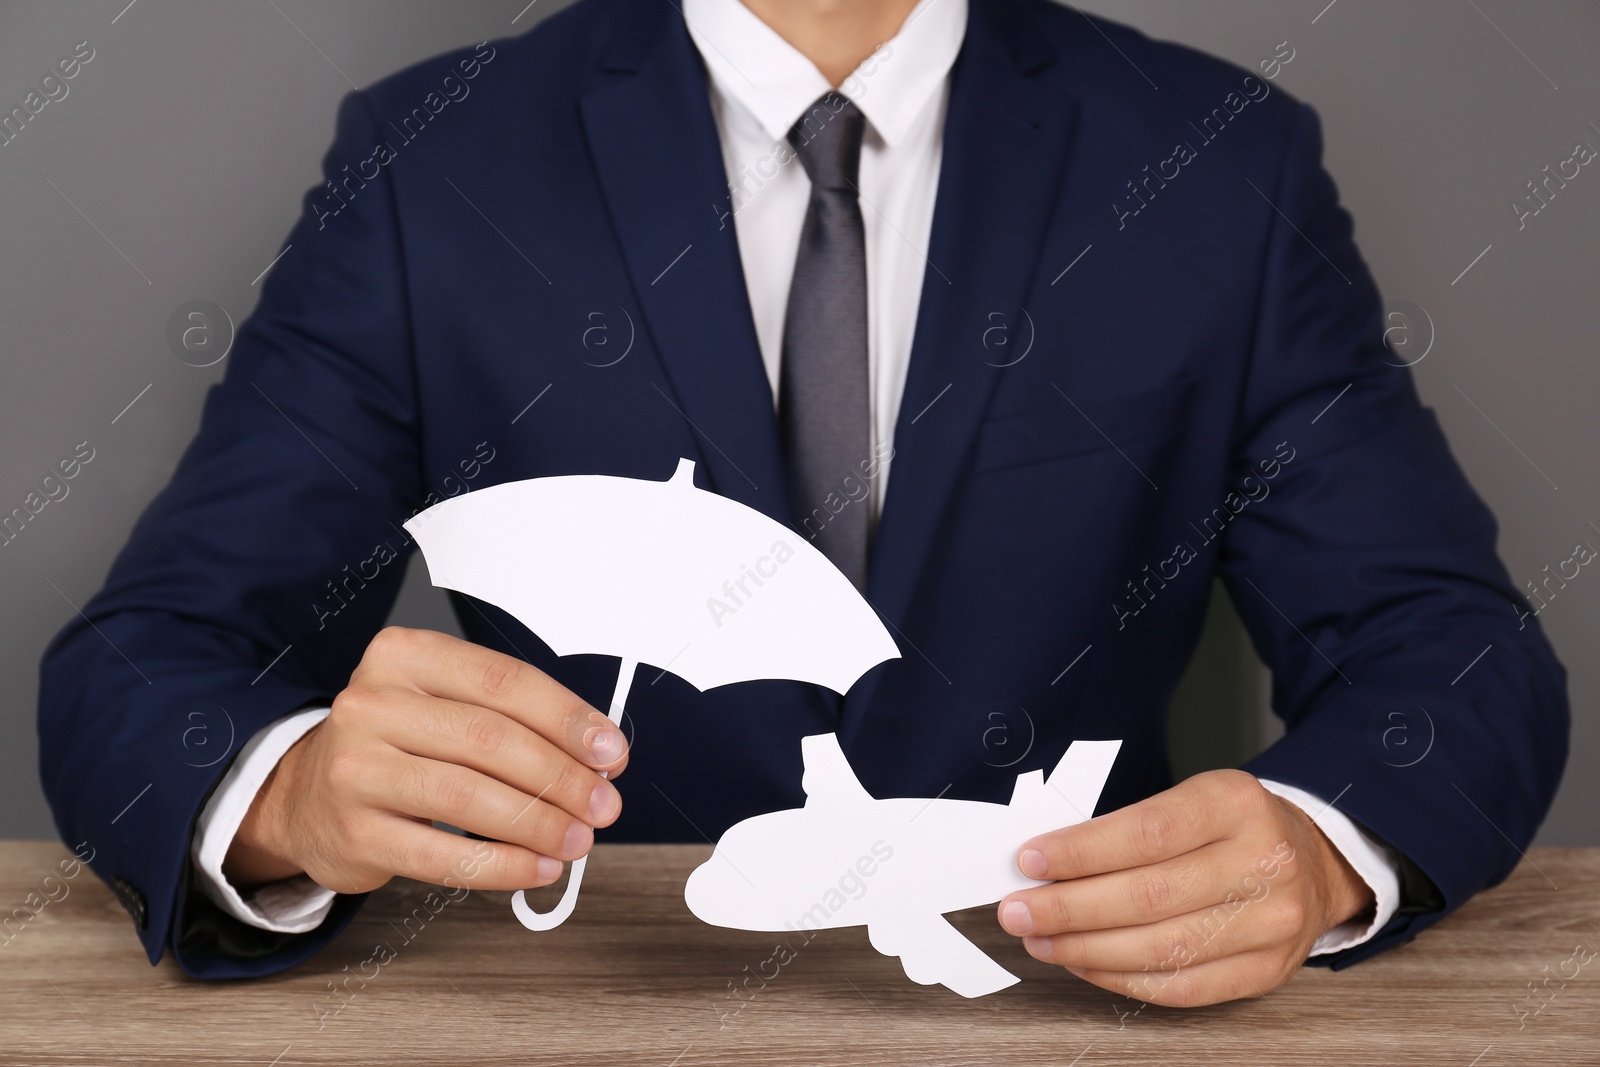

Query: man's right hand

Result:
[223,627,629,895]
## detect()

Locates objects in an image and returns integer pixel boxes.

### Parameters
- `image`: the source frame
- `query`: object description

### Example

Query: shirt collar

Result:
[682,0,967,148]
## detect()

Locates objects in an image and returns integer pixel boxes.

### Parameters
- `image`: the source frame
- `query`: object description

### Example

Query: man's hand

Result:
[996,769,1373,1007]
[223,627,629,895]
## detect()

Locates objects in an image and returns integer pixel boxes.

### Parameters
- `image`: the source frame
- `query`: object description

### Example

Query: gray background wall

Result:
[2,1,1594,844]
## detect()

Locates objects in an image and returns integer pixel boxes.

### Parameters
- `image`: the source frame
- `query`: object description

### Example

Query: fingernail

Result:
[1024,935,1053,960]
[1065,966,1086,979]
[589,782,620,823]
[536,855,564,882]
[1000,899,1034,935]
[584,725,625,765]
[1019,848,1048,880]
[562,821,592,858]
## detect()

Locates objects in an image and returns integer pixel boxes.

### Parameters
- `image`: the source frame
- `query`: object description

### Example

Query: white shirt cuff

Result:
[1256,778,1401,956]
[191,706,339,934]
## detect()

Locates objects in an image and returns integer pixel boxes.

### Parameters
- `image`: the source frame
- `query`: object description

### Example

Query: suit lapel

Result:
[578,1,789,520]
[847,1,1080,732]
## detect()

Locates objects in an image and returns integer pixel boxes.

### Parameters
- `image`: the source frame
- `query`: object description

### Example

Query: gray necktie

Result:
[780,94,870,590]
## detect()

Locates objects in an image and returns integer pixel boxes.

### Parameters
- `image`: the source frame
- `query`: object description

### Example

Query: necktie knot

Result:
[787,93,865,193]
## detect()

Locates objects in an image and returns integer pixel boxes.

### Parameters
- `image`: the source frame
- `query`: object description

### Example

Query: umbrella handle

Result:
[511,658,637,932]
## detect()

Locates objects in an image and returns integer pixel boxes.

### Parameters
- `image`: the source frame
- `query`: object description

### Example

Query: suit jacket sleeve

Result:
[1224,101,1569,966]
[37,89,423,978]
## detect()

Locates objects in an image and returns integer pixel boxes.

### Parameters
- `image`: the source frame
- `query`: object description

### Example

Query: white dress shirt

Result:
[194,0,1400,957]
[686,0,963,514]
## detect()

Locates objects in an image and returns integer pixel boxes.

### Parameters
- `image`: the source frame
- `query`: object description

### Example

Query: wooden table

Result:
[1,842,1594,1065]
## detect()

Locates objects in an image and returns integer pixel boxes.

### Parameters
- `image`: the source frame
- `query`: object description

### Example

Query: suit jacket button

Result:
[110,875,148,931]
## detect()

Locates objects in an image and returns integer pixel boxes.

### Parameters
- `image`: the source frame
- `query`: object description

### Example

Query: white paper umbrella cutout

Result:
[402,457,900,930]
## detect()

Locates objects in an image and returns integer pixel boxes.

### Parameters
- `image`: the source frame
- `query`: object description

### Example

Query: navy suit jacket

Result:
[39,0,1568,979]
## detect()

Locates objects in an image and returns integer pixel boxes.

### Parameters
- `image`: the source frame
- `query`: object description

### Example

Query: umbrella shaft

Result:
[607,658,638,727]
[597,658,637,785]
[511,656,638,932]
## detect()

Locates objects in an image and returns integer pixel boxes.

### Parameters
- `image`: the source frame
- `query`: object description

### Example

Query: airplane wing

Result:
[868,911,1020,998]
[800,733,875,806]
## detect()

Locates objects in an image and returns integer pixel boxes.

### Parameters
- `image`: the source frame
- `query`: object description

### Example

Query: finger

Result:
[1018,769,1266,881]
[363,751,595,862]
[1017,890,1296,972]
[370,814,567,891]
[360,629,625,770]
[376,690,623,827]
[1000,840,1246,935]
[1062,948,1296,1009]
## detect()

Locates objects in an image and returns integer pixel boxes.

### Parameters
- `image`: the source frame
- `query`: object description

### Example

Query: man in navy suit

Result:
[39,0,1567,1006]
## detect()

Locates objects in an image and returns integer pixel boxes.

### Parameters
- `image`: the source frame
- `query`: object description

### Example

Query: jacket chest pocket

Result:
[972,379,1193,474]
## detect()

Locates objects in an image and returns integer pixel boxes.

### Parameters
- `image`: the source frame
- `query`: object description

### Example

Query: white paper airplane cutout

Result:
[685,732,1122,997]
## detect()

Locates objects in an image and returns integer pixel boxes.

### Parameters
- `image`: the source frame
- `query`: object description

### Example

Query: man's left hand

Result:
[996,768,1374,1007]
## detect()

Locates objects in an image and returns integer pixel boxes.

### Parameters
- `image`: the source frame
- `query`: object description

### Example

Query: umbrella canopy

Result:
[403,457,898,694]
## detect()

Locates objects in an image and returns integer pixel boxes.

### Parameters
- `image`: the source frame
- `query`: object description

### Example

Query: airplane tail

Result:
[1009,739,1122,824]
